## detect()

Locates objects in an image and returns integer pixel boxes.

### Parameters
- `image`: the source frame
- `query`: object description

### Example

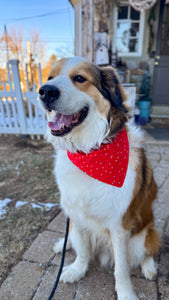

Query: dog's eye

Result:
[73,75,87,83]
[48,76,53,81]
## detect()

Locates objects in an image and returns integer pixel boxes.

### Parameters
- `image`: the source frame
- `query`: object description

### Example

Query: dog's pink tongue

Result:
[48,113,73,130]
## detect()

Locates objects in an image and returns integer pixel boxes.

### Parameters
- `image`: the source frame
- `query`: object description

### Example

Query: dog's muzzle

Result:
[39,84,60,110]
[39,84,89,137]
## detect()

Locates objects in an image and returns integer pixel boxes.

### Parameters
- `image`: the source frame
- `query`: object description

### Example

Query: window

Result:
[113,4,145,56]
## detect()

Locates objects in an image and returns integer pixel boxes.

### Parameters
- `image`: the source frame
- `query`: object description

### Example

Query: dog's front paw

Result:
[116,286,138,300]
[60,261,87,283]
[117,293,139,300]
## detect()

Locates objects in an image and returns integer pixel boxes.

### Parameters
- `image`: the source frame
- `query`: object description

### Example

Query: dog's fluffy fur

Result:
[39,57,160,300]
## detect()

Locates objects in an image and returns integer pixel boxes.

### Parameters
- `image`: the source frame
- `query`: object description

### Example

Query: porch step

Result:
[150,114,169,119]
[150,105,169,119]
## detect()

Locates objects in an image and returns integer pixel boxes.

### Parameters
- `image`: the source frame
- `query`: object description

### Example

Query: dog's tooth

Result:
[47,110,56,121]
[61,123,65,129]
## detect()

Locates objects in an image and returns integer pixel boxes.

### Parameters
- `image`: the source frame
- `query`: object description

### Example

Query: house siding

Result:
[69,0,169,111]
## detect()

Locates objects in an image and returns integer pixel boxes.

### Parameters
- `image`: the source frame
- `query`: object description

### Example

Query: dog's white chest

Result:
[55,150,136,230]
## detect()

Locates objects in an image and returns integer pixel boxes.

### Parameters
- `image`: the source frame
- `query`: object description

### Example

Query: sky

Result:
[0,0,74,62]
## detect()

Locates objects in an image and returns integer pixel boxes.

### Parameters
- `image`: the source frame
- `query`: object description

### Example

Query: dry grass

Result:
[0,135,60,285]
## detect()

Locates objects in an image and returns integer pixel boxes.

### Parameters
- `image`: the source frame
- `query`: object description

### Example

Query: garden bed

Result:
[0,135,60,285]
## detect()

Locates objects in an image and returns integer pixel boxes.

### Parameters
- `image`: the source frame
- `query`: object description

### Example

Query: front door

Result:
[152,0,169,105]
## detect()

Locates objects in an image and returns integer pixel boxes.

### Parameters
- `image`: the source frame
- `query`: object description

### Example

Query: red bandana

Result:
[67,128,129,188]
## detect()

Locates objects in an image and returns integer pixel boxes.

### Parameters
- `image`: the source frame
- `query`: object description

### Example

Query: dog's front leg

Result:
[60,224,90,284]
[111,229,138,300]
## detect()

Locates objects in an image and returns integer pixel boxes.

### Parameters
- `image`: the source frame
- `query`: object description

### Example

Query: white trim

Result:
[74,3,82,56]
[78,3,82,56]
[113,5,145,57]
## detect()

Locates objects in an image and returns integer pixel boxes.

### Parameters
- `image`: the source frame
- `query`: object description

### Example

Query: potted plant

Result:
[138,72,151,124]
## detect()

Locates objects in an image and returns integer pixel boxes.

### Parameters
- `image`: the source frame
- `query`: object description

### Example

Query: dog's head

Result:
[39,57,128,153]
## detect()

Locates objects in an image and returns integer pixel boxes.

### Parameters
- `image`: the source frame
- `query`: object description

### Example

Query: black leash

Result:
[48,217,70,300]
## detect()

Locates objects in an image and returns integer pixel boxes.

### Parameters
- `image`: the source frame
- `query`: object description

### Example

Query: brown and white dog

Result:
[39,57,160,300]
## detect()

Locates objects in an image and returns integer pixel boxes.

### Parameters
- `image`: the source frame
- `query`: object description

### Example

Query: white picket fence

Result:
[0,59,136,137]
[0,59,46,136]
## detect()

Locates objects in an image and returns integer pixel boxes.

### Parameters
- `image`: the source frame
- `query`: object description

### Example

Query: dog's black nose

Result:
[39,85,60,102]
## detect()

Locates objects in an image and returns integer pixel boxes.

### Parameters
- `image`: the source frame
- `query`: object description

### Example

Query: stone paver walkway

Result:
[0,131,169,300]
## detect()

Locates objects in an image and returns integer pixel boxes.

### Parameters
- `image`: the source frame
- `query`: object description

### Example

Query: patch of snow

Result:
[31,203,42,209]
[38,202,58,211]
[139,293,146,299]
[0,198,12,219]
[15,201,27,208]
[30,201,58,211]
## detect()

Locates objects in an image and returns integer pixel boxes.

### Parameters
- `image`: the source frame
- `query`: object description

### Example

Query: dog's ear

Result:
[99,66,129,135]
[99,67,128,113]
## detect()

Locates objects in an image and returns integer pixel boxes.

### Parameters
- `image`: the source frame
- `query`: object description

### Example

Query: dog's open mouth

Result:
[47,107,89,136]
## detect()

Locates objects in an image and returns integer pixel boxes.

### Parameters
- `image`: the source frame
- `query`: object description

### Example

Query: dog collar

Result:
[67,128,129,187]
